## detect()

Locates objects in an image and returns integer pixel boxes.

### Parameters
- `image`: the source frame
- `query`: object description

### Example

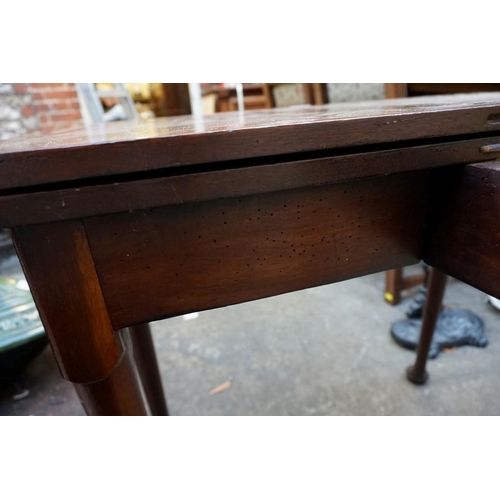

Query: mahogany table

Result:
[1,93,500,415]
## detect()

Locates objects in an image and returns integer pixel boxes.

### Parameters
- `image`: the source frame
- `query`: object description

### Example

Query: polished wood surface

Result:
[1,93,500,191]
[407,268,448,385]
[424,161,500,298]
[84,170,428,329]
[75,340,148,416]
[11,220,123,383]
[129,324,169,416]
[2,94,500,414]
[1,135,499,228]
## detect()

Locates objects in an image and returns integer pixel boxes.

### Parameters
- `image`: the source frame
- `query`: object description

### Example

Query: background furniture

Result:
[201,83,328,113]
[384,268,426,305]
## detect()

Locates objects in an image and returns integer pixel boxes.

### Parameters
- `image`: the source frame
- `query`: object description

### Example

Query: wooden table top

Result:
[1,93,500,192]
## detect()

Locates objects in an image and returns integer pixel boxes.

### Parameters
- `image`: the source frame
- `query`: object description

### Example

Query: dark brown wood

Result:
[385,83,407,98]
[2,135,500,228]
[408,83,500,96]
[311,83,328,105]
[403,273,425,290]
[129,323,169,416]
[407,268,448,384]
[74,339,148,416]
[3,94,500,415]
[83,170,429,330]
[154,83,191,117]
[1,93,500,191]
[384,269,403,304]
[11,220,123,384]
[423,161,500,299]
[385,269,425,305]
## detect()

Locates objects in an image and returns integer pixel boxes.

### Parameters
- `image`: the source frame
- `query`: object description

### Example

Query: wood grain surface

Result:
[424,161,500,299]
[11,220,123,383]
[74,344,148,416]
[5,92,500,416]
[84,170,429,329]
[128,323,169,416]
[1,93,500,191]
[1,136,499,228]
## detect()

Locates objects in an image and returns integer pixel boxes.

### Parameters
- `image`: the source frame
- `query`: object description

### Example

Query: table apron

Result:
[83,170,430,329]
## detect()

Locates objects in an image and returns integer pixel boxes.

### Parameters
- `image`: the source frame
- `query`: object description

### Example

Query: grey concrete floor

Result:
[1,262,499,416]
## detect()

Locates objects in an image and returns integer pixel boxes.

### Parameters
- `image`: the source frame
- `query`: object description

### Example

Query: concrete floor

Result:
[1,261,499,416]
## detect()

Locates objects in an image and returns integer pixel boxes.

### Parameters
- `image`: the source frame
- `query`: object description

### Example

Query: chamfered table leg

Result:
[129,323,169,416]
[406,267,448,385]
[11,220,148,416]
[74,340,147,416]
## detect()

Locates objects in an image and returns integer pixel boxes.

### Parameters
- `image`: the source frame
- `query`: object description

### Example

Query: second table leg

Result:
[406,267,448,384]
[129,323,169,416]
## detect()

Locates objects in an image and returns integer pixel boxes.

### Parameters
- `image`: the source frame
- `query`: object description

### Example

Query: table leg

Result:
[406,267,448,384]
[11,220,148,416]
[129,323,169,416]
[75,338,148,416]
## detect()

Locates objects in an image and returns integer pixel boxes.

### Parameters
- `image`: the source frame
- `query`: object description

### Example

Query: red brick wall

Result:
[0,83,39,140]
[25,83,83,130]
[1,83,84,141]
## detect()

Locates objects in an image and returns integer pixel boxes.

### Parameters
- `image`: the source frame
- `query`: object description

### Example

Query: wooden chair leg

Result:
[385,269,403,304]
[385,267,426,305]
[129,323,169,416]
[406,267,448,384]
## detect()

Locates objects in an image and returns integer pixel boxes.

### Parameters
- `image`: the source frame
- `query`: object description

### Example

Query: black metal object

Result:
[392,309,487,359]
[393,263,487,360]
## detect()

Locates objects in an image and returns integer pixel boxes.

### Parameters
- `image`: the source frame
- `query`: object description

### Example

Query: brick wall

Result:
[0,83,83,140]
[29,83,82,129]
[0,83,39,140]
